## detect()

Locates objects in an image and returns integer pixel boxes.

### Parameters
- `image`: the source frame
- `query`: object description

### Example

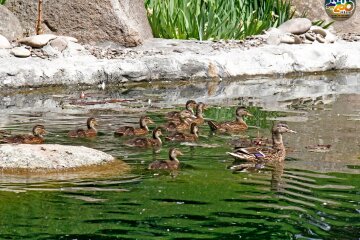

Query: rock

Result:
[325,31,337,43]
[266,28,284,45]
[0,144,115,169]
[310,26,327,37]
[292,1,360,34]
[61,36,78,43]
[316,34,326,43]
[0,5,23,41]
[278,18,312,35]
[5,0,153,47]
[50,37,68,52]
[0,34,12,49]
[18,34,57,48]
[11,46,30,57]
[280,34,296,44]
[305,32,316,42]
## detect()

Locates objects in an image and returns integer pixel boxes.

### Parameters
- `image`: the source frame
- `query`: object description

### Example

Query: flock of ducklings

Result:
[0,100,296,171]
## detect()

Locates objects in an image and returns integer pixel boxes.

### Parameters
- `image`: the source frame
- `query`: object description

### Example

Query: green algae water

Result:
[0,73,359,239]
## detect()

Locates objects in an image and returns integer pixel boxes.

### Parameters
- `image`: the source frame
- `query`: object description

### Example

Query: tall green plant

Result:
[0,0,6,5]
[145,0,294,40]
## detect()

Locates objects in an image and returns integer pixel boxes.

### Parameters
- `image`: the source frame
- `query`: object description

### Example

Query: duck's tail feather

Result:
[207,120,218,131]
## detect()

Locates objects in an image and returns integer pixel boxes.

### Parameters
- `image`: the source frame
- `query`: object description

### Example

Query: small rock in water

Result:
[0,34,11,49]
[11,47,31,58]
[278,18,312,35]
[18,34,57,48]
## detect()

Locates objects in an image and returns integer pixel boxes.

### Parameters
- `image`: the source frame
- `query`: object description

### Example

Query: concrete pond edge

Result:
[0,39,360,88]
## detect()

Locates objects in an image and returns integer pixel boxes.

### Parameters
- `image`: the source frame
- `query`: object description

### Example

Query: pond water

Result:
[0,72,359,239]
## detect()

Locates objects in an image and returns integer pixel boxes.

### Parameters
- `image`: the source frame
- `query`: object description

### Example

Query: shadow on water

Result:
[0,72,359,239]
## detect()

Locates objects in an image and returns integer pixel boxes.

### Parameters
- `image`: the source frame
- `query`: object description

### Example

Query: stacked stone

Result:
[266,18,337,45]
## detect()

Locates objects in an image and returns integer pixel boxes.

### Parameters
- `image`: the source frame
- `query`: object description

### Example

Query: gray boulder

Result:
[5,0,153,47]
[0,5,23,41]
[0,144,115,169]
[278,18,312,35]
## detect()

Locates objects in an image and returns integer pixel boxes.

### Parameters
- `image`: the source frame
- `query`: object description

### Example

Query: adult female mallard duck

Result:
[114,116,154,137]
[208,106,253,133]
[148,148,184,170]
[191,102,206,125]
[227,123,296,163]
[68,117,98,138]
[166,100,197,119]
[165,122,199,142]
[125,127,163,148]
[1,125,46,144]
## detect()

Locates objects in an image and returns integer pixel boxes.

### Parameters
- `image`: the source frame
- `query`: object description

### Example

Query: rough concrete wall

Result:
[292,0,359,34]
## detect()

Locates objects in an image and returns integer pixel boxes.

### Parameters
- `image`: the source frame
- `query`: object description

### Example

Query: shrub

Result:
[145,0,294,40]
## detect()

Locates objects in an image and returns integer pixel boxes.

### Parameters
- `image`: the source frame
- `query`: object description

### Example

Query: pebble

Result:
[18,34,57,48]
[50,37,68,52]
[11,47,31,58]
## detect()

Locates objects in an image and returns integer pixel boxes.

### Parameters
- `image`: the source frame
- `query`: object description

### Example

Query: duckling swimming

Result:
[68,117,98,138]
[125,127,163,148]
[1,125,46,144]
[165,122,199,142]
[191,102,206,125]
[208,106,253,133]
[164,110,194,132]
[114,116,154,137]
[148,148,184,170]
[166,100,197,120]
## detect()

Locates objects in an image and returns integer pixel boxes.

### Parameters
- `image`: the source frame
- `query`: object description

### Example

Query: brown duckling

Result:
[68,117,98,138]
[114,116,154,137]
[148,148,184,170]
[166,100,197,119]
[1,125,46,144]
[163,110,194,132]
[125,127,163,148]
[165,122,199,142]
[191,102,206,125]
[208,106,253,133]
[227,123,296,164]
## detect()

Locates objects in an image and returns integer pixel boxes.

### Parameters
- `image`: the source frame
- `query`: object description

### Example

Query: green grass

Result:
[145,0,294,40]
[0,0,6,4]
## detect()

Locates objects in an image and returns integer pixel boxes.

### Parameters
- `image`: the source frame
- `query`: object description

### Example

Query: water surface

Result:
[0,72,359,239]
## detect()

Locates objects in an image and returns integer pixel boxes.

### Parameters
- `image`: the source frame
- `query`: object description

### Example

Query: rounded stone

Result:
[310,26,327,37]
[50,37,68,52]
[11,46,31,57]
[278,18,312,35]
[0,144,115,169]
[0,34,11,49]
[18,34,57,48]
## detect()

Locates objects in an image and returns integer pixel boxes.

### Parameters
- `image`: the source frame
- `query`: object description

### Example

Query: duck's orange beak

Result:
[148,119,155,124]
[287,129,297,134]
[246,112,253,117]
